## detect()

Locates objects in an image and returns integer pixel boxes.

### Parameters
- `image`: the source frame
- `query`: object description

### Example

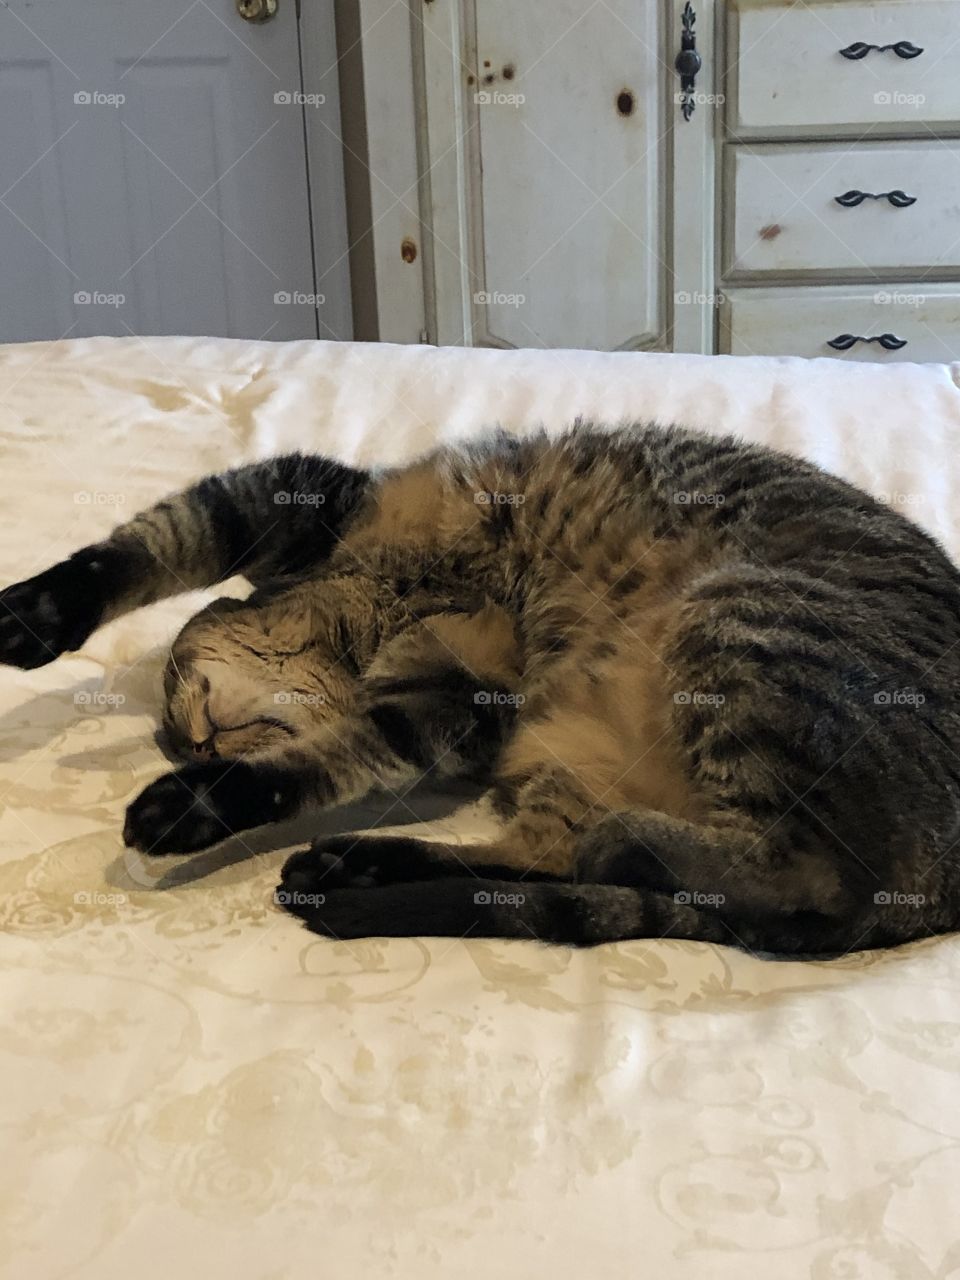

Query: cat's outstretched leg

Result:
[0,453,369,669]
[286,803,955,952]
[267,761,733,947]
[279,760,586,898]
[277,877,733,947]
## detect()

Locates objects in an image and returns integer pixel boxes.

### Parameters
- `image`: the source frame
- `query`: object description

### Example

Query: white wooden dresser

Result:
[352,0,960,361]
[720,0,960,362]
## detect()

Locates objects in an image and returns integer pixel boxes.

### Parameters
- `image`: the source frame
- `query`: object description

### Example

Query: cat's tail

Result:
[290,876,957,956]
[0,453,370,669]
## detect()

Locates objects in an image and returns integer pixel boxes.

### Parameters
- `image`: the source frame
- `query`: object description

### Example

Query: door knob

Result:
[237,0,278,22]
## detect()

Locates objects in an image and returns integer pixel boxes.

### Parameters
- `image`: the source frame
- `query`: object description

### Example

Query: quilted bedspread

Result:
[2,336,960,1279]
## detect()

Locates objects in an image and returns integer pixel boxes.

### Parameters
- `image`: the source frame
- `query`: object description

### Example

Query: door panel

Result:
[421,0,704,351]
[473,0,664,350]
[0,0,328,342]
[0,61,73,341]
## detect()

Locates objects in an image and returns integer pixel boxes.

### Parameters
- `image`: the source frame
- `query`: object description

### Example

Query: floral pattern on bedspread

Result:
[2,337,960,1279]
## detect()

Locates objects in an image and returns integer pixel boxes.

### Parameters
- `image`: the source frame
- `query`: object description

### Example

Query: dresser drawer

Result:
[726,143,960,279]
[729,0,960,136]
[720,286,960,361]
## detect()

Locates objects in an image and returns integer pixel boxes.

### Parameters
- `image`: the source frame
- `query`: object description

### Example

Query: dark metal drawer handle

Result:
[674,1,702,121]
[835,189,917,208]
[828,333,908,351]
[839,40,923,59]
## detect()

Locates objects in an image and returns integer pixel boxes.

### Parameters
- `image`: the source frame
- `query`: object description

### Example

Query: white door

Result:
[0,0,350,342]
[416,0,716,351]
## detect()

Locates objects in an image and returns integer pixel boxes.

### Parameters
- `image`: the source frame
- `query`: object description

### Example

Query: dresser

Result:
[720,0,960,361]
[351,0,960,360]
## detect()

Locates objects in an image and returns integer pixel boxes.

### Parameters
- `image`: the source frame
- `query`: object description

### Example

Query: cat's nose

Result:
[191,736,218,760]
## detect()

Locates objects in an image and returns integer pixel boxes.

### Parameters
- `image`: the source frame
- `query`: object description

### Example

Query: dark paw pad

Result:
[0,550,119,670]
[277,835,447,909]
[123,761,292,855]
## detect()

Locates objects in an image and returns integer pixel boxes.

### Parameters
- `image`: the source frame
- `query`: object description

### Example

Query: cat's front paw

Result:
[123,761,294,854]
[0,551,111,669]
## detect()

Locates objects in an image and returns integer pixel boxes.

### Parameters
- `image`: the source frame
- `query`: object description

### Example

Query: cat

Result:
[2,423,960,954]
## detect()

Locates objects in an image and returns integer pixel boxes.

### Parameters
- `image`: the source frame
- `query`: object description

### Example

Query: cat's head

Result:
[161,598,346,761]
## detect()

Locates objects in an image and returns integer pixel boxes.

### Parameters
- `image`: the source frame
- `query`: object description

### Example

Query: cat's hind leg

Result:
[573,807,885,952]
[277,876,732,946]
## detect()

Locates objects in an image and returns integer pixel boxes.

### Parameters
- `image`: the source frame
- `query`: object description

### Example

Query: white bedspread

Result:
[2,336,960,1280]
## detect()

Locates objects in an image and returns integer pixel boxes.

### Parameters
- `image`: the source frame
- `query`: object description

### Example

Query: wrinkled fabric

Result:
[2,336,960,1279]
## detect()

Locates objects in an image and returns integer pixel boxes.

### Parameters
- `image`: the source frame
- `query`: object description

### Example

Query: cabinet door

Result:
[419,0,715,352]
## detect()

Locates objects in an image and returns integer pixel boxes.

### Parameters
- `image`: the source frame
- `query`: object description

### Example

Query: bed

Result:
[2,336,960,1279]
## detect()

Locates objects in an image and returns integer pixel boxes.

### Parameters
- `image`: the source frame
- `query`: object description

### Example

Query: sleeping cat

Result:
[2,423,959,954]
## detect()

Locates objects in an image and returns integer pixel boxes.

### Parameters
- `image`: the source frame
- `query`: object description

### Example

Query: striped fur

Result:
[3,424,960,955]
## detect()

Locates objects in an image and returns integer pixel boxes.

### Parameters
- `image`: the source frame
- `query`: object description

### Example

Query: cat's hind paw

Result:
[277,834,452,908]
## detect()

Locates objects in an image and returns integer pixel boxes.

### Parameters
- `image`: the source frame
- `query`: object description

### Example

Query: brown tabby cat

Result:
[2,424,959,954]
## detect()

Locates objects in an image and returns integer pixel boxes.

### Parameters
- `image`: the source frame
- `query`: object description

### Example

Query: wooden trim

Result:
[670,0,718,354]
[300,0,354,340]
[347,0,427,343]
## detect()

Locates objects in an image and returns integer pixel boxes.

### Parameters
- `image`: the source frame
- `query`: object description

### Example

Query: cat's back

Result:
[345,423,960,643]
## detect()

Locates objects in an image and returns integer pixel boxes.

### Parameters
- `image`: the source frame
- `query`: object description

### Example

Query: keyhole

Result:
[616,89,635,117]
